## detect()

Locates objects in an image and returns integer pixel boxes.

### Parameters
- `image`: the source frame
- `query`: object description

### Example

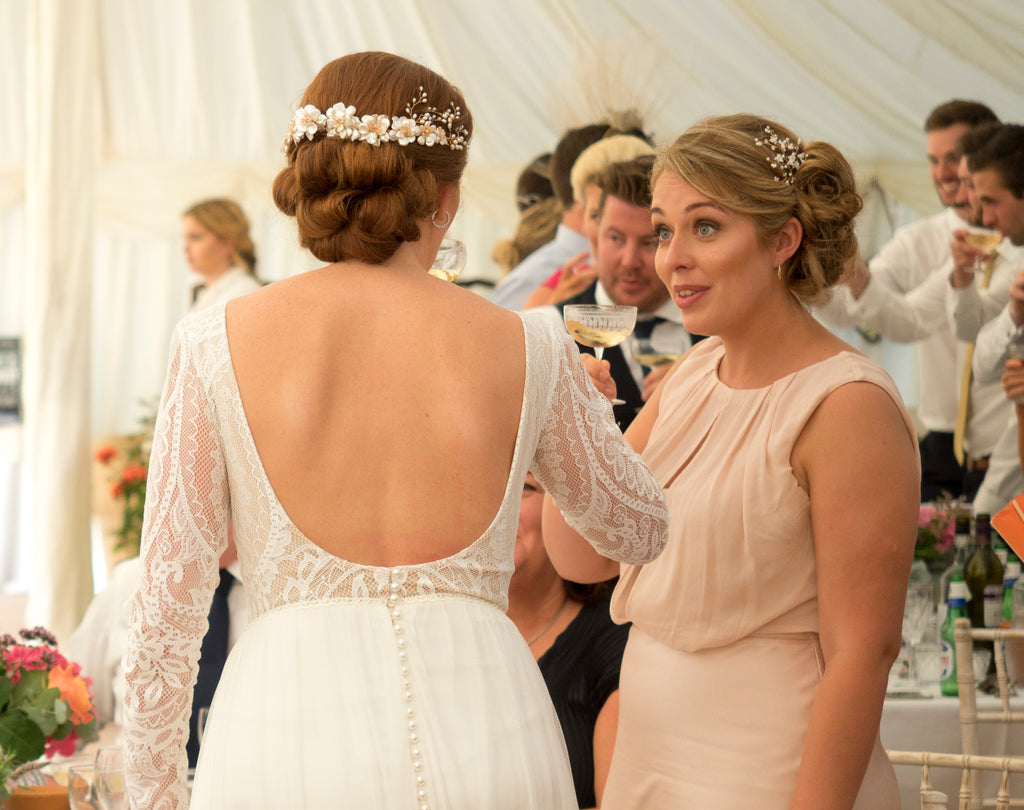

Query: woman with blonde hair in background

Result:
[181,197,262,311]
[544,114,919,808]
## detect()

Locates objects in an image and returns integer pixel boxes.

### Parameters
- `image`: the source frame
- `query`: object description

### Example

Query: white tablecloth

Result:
[882,687,1024,808]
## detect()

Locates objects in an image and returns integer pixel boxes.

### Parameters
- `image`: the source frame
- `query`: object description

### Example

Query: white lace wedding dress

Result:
[122,304,668,809]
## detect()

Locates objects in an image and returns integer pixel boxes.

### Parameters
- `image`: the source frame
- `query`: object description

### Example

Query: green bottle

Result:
[965,513,1004,629]
[1003,557,1021,624]
[940,576,969,696]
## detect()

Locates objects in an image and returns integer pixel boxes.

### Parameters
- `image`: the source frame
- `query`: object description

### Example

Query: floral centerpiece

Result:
[0,627,97,799]
[916,499,958,574]
[95,400,157,557]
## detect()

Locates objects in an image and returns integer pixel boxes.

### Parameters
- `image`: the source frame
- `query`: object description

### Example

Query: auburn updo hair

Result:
[653,114,862,305]
[272,51,473,264]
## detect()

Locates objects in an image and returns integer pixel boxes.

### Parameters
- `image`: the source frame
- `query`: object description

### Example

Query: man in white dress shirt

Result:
[967,125,1024,514]
[492,121,649,311]
[816,100,1000,500]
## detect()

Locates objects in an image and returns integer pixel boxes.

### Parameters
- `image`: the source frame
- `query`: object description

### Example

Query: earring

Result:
[431,210,450,229]
[777,264,784,280]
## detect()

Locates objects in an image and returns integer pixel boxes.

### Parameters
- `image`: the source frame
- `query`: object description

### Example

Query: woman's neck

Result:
[717,296,835,389]
[199,264,234,285]
[507,568,569,631]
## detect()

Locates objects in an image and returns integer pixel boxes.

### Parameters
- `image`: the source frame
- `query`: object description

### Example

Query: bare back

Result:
[225,262,526,566]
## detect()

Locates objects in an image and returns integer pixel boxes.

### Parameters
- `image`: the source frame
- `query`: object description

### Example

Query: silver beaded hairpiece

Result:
[753,125,807,185]
[282,86,469,153]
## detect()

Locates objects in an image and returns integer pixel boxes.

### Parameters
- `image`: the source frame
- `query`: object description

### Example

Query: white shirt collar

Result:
[594,280,683,324]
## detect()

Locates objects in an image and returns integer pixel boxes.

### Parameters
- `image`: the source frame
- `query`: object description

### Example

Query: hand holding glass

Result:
[964,226,1002,275]
[564,304,637,405]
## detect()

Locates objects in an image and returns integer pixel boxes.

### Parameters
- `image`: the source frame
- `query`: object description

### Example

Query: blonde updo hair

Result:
[183,198,257,274]
[273,51,473,265]
[570,135,655,207]
[653,114,861,304]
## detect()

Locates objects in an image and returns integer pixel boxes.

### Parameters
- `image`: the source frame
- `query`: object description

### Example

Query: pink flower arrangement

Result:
[0,627,97,797]
[916,502,957,564]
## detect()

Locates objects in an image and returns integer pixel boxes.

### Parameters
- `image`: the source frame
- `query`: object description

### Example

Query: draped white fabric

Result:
[1,0,1023,632]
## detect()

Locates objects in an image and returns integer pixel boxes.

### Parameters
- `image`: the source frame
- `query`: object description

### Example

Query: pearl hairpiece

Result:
[753,125,807,185]
[282,87,469,153]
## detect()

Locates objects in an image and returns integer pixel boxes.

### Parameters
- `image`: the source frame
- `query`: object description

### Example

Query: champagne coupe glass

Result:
[563,304,638,405]
[428,237,467,282]
[68,762,96,810]
[94,746,127,810]
[963,225,1002,276]
[629,331,684,370]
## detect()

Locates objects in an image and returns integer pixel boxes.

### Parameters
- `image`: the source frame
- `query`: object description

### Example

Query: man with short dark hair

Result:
[543,155,694,429]
[967,124,1024,514]
[492,121,648,310]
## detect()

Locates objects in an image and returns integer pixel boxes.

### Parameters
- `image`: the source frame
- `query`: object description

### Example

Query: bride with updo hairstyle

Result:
[544,113,919,810]
[272,50,472,265]
[122,51,668,809]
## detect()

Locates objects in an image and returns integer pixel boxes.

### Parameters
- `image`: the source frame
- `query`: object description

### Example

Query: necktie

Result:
[187,568,234,767]
[632,316,667,340]
[953,256,997,466]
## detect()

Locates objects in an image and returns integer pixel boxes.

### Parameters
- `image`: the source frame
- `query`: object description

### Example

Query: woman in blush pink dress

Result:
[544,114,920,809]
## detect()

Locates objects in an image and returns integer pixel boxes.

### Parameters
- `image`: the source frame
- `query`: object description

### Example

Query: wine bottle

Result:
[939,514,972,605]
[965,513,1004,629]
[940,576,969,696]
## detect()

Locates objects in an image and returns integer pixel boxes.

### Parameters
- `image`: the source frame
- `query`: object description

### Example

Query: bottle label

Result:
[939,640,954,681]
[984,585,1003,627]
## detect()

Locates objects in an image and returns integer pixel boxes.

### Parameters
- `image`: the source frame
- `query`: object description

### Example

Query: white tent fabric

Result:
[1,0,1022,636]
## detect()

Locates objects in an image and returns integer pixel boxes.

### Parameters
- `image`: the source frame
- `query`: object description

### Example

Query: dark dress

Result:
[538,587,630,808]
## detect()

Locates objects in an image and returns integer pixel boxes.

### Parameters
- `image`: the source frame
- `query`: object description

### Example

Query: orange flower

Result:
[47,664,95,726]
[110,482,124,499]
[95,446,117,464]
[120,464,147,484]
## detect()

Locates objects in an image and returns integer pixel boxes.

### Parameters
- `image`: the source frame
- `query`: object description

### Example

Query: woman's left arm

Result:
[789,381,919,810]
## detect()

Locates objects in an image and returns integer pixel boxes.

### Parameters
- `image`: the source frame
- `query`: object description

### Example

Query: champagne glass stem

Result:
[594,347,605,361]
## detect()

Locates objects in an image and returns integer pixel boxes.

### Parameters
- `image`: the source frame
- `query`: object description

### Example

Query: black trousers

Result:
[919,430,965,502]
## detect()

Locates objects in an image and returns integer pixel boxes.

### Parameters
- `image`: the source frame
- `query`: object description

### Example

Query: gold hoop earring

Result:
[431,210,451,229]
[777,264,784,280]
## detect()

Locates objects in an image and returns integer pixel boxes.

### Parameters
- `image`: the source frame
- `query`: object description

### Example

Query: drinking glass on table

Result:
[901,565,936,687]
[94,746,127,810]
[563,304,637,404]
[428,237,467,282]
[68,762,97,809]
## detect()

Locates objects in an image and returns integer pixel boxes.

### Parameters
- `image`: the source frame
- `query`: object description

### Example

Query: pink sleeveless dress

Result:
[602,336,916,809]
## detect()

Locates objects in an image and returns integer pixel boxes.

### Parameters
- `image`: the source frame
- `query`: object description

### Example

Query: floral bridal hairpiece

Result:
[754,125,807,185]
[282,87,469,153]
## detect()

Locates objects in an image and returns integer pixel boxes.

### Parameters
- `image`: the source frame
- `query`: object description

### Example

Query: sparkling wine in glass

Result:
[629,331,684,369]
[563,304,637,405]
[563,304,637,361]
[428,237,467,282]
[964,226,1002,275]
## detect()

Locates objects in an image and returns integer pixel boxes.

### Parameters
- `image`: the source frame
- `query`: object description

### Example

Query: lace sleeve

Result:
[122,321,230,810]
[526,314,668,564]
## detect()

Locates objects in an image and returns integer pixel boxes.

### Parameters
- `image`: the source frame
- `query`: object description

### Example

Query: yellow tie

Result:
[953,257,996,465]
